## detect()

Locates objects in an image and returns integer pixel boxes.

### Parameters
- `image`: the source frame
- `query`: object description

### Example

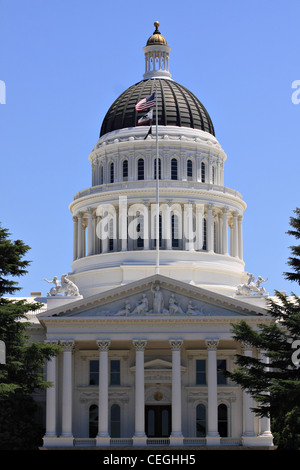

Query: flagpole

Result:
[155,82,159,275]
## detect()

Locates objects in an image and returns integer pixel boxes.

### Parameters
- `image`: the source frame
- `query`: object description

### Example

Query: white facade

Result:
[26,23,274,448]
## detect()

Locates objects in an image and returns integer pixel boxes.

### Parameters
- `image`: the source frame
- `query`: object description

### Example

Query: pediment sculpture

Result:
[44,274,80,297]
[114,282,207,317]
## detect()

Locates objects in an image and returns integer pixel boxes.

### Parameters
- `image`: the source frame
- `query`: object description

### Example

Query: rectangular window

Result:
[110,359,120,385]
[217,359,227,384]
[196,359,206,385]
[89,360,99,385]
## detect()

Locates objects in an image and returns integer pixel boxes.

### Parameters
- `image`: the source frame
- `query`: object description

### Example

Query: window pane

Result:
[138,159,144,180]
[110,162,114,183]
[217,359,227,384]
[171,159,178,180]
[187,159,193,179]
[201,162,205,182]
[123,160,128,181]
[89,360,99,385]
[110,360,120,385]
[196,359,206,384]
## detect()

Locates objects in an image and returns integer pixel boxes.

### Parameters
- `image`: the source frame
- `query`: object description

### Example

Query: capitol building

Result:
[27,22,274,448]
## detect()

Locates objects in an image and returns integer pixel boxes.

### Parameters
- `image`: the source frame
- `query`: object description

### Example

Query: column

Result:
[77,212,83,259]
[207,205,214,253]
[60,340,74,445]
[222,208,229,255]
[73,216,78,261]
[232,212,238,257]
[133,339,147,445]
[241,343,256,444]
[119,196,128,251]
[169,339,184,445]
[96,340,111,446]
[143,202,150,250]
[165,203,172,250]
[87,208,93,256]
[238,215,243,260]
[195,204,204,251]
[258,350,273,445]
[205,339,220,445]
[43,341,58,445]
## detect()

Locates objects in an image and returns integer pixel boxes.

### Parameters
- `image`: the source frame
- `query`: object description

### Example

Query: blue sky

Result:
[0,0,299,298]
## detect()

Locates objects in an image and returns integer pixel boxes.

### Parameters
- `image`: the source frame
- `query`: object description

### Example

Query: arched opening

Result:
[123,160,128,181]
[138,158,144,180]
[110,404,121,438]
[187,159,193,180]
[201,161,206,183]
[110,162,114,183]
[171,158,178,180]
[196,404,206,437]
[218,404,228,437]
[89,404,98,438]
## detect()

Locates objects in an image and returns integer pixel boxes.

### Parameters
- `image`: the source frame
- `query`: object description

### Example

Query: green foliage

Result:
[284,207,300,284]
[0,223,61,449]
[227,208,300,450]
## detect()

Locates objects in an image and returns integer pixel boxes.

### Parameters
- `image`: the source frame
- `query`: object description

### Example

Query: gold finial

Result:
[154,21,160,30]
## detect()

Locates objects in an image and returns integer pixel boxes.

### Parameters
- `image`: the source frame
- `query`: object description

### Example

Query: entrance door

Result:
[145,405,171,437]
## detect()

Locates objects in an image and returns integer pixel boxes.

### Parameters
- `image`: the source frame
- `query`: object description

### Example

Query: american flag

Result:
[135,92,156,111]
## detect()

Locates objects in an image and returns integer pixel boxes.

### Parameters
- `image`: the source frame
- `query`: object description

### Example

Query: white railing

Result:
[74,438,96,447]
[73,436,242,447]
[183,438,206,446]
[110,438,133,446]
[147,438,170,446]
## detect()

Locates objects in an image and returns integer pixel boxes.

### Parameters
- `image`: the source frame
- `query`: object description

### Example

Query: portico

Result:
[40,275,273,448]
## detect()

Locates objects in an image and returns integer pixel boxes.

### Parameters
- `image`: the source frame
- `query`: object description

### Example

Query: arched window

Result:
[137,158,144,180]
[196,404,206,437]
[218,404,228,437]
[171,158,178,180]
[201,162,206,183]
[154,158,161,180]
[89,404,98,438]
[187,159,193,180]
[123,160,128,181]
[110,404,121,438]
[110,162,114,183]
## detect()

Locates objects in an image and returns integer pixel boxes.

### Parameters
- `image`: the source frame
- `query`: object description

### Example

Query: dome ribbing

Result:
[100,78,215,137]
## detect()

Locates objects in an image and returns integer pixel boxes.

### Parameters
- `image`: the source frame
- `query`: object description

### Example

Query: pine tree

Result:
[0,224,61,449]
[227,208,300,450]
[284,207,300,284]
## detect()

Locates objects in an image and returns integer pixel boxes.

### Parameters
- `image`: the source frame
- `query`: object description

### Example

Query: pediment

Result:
[38,274,267,321]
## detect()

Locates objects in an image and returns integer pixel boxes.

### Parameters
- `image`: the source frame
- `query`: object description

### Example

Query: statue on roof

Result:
[236,273,268,296]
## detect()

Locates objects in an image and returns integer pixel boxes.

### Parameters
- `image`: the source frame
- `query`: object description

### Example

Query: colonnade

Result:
[43,338,270,447]
[91,154,224,187]
[72,202,243,261]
